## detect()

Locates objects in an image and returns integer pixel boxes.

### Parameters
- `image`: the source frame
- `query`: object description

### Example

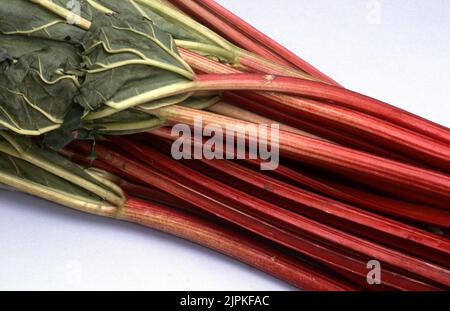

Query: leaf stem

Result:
[0,133,124,207]
[176,41,315,80]
[135,0,232,49]
[28,0,92,30]
[0,170,118,216]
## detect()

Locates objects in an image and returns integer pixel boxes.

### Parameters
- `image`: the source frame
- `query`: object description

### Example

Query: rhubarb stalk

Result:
[150,126,450,226]
[102,138,450,286]
[156,105,450,203]
[124,197,357,291]
[72,141,441,290]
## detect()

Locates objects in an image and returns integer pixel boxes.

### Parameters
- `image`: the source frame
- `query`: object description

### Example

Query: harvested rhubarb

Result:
[1,0,449,291]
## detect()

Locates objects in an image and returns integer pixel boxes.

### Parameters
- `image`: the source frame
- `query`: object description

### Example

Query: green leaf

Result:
[2,1,201,138]
[93,0,221,46]
[180,94,221,110]
[0,153,102,201]
[0,132,124,209]
[43,105,85,149]
[0,0,89,44]
[0,151,121,215]
[83,108,163,135]
[0,35,81,136]
[76,12,194,113]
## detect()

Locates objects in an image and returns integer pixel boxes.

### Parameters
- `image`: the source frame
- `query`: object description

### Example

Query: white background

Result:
[1,0,449,290]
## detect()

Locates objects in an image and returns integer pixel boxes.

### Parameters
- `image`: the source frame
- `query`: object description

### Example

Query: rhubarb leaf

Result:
[2,1,198,139]
[0,132,124,208]
[93,0,222,46]
[77,12,194,115]
[0,35,81,136]
[43,105,85,150]
[84,109,163,135]
[0,0,89,44]
[0,153,103,201]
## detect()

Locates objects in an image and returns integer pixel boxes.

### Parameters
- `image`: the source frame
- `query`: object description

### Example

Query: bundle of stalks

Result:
[1,0,449,290]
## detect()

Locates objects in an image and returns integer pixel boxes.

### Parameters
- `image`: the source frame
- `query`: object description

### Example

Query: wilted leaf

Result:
[0,152,104,201]
[76,12,194,115]
[0,34,81,136]
[43,105,85,149]
[0,0,90,44]
[0,132,124,208]
[93,0,223,46]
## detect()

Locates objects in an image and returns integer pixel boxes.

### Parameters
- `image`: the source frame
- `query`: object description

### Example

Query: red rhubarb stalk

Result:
[181,151,450,251]
[150,126,450,226]
[196,74,450,171]
[157,105,450,203]
[208,101,321,139]
[222,92,425,165]
[144,133,450,265]
[274,165,450,227]
[258,92,450,170]
[178,155,450,267]
[108,138,450,286]
[124,197,354,290]
[73,141,439,290]
[179,48,450,147]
